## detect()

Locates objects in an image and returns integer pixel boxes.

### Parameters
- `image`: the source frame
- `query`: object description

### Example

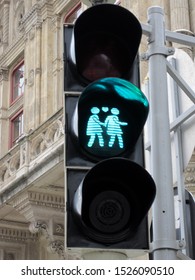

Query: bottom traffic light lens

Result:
[72,158,156,245]
[89,190,131,234]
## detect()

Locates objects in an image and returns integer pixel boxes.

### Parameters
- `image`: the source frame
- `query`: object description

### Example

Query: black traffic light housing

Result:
[64,3,156,256]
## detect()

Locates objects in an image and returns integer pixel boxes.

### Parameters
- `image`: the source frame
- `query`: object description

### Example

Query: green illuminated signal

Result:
[105,108,128,148]
[87,107,105,148]
[78,77,149,160]
[86,107,128,149]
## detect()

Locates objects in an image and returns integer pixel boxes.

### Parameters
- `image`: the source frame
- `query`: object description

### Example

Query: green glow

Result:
[78,77,149,159]
[106,78,148,107]
[80,78,148,108]
[86,106,128,149]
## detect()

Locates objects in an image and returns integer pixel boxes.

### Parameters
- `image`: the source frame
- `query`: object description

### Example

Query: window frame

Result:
[10,61,24,105]
[9,109,24,148]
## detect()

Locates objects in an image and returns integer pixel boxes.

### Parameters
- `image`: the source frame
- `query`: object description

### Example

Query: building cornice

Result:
[11,191,65,222]
[0,33,24,66]
[0,220,38,242]
[53,0,80,17]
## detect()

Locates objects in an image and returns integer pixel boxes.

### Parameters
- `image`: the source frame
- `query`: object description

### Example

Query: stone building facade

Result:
[0,0,194,260]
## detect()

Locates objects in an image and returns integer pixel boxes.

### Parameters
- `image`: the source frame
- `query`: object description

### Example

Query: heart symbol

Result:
[102,107,109,112]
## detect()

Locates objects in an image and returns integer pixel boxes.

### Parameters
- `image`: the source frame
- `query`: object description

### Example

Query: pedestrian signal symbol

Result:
[86,106,128,150]
[77,77,149,160]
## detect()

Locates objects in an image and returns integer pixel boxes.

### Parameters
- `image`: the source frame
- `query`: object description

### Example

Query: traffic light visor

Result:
[72,4,142,82]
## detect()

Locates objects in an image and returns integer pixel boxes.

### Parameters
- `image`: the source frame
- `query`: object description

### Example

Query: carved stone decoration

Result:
[184,150,195,196]
[51,15,61,33]
[0,67,8,81]
[0,18,2,45]
[54,224,64,236]
[184,164,195,197]
[11,190,65,223]
[2,2,10,47]
[0,165,7,183]
[0,150,21,183]
[29,28,35,41]
[28,69,34,86]
[30,116,64,160]
[13,0,25,39]
[0,223,38,242]
[47,240,64,257]
[29,221,48,235]
[4,252,15,260]
[185,166,195,185]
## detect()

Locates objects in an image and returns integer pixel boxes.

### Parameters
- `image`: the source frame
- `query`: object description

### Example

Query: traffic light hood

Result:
[70,4,142,82]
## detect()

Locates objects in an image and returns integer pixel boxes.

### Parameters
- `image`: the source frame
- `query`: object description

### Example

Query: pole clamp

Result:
[140,47,175,61]
[150,239,186,253]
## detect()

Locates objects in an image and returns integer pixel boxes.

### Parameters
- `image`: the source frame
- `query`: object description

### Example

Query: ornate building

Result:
[0,0,194,260]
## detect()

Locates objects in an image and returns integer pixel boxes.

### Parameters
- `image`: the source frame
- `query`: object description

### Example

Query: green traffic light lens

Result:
[78,77,149,160]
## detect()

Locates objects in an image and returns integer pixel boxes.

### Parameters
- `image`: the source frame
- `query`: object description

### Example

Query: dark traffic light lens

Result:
[89,191,131,234]
[78,34,128,81]
[73,4,142,83]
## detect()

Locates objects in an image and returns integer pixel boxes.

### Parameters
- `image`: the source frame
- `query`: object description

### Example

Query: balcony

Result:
[0,109,65,259]
[0,108,64,197]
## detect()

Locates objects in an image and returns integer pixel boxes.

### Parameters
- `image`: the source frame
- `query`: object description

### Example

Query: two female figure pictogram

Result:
[86,107,128,148]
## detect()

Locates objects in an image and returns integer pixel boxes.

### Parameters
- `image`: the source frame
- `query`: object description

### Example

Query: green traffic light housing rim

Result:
[76,77,149,161]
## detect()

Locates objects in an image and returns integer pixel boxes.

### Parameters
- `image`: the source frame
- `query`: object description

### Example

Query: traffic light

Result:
[186,190,195,259]
[64,3,156,257]
[174,188,195,259]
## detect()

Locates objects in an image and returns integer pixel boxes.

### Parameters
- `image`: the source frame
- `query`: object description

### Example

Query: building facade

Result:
[0,0,194,260]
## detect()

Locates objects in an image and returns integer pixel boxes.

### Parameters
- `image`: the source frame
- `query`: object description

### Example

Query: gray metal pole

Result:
[147,7,178,259]
[169,58,189,256]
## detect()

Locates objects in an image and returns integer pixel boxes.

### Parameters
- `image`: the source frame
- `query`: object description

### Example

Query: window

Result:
[10,111,24,146]
[9,60,24,148]
[11,62,24,103]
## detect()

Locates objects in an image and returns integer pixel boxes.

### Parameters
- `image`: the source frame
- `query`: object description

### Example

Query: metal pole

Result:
[147,7,178,259]
[169,57,189,256]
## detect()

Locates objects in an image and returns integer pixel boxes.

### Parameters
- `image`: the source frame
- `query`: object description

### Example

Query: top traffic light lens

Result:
[73,4,142,82]
[78,33,130,81]
[79,33,128,81]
